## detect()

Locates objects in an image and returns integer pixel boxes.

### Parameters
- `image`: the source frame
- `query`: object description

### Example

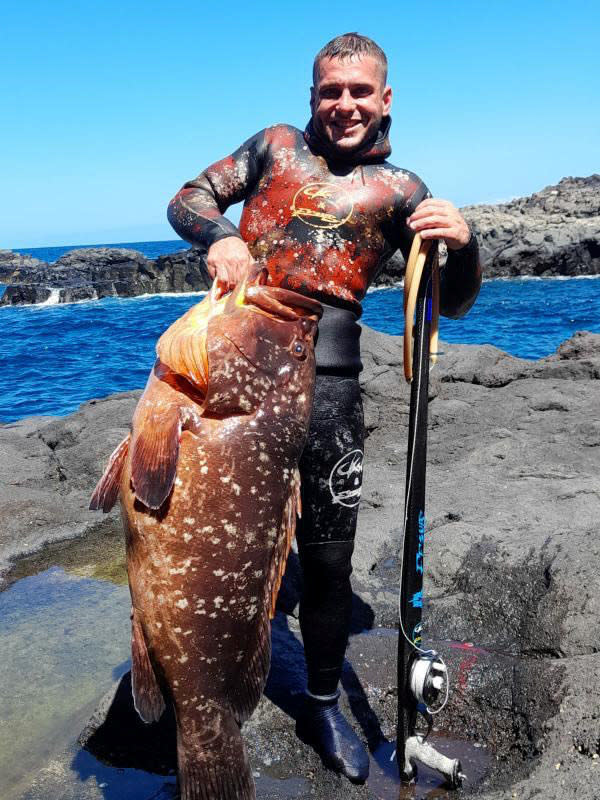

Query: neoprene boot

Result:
[295,691,370,783]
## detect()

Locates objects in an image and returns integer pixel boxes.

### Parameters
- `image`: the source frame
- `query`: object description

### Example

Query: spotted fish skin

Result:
[90,273,321,800]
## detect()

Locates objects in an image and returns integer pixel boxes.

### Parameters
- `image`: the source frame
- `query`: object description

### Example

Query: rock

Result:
[463,175,600,278]
[0,247,212,306]
[2,328,600,798]
[0,392,139,582]
[0,250,44,281]
[0,284,53,305]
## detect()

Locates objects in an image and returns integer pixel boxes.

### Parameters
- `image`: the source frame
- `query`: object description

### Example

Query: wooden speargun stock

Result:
[403,233,440,382]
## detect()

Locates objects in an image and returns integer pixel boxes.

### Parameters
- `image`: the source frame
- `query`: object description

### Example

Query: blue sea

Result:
[1,240,599,424]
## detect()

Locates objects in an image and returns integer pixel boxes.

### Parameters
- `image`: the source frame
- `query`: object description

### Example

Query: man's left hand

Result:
[408,199,470,250]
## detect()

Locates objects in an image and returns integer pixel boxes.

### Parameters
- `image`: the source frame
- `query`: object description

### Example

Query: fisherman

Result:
[167,32,481,784]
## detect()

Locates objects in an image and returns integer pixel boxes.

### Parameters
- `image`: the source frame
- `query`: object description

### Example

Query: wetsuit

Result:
[168,117,481,699]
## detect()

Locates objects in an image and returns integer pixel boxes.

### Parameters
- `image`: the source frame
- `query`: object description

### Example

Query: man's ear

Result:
[382,85,392,116]
[310,85,315,114]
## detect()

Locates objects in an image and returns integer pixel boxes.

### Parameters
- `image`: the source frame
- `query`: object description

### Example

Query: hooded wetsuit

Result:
[168,118,482,697]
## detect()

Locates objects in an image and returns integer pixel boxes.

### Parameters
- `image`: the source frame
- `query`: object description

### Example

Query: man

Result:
[168,32,481,784]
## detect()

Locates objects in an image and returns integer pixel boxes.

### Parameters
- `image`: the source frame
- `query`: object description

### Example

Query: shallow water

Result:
[0,566,131,797]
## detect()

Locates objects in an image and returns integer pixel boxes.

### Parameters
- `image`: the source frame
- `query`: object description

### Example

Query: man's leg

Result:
[295,373,369,783]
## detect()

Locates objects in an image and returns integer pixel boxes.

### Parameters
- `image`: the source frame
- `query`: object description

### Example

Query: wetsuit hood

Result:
[304,115,392,165]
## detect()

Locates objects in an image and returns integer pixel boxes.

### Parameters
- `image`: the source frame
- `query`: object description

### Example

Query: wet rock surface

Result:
[2,176,599,304]
[1,327,599,798]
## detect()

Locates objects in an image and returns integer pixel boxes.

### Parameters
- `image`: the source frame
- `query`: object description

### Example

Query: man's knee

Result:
[299,540,355,586]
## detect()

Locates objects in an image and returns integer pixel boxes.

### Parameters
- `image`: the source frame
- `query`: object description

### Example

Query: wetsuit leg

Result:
[295,373,369,782]
[296,373,364,697]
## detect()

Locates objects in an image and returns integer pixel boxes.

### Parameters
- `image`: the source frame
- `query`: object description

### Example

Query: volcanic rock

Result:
[463,175,600,278]
[0,247,211,306]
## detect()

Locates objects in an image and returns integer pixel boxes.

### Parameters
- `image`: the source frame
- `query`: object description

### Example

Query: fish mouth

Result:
[244,283,323,322]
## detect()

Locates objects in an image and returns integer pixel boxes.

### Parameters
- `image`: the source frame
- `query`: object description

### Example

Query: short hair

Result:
[313,32,388,86]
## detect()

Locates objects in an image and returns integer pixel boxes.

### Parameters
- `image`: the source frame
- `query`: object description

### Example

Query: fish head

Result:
[202,269,322,416]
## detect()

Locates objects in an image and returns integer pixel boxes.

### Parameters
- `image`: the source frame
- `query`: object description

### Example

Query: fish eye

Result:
[292,340,306,358]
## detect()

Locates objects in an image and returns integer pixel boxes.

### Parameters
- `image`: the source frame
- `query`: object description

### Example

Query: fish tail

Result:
[89,434,130,512]
[177,708,255,800]
[131,610,166,723]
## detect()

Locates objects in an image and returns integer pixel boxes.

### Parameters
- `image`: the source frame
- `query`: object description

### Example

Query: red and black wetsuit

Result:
[168,118,482,699]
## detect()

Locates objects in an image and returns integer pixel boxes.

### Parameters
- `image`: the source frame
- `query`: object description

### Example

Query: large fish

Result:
[90,271,322,800]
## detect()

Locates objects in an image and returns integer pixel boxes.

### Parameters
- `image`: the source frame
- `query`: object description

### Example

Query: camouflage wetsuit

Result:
[168,117,481,697]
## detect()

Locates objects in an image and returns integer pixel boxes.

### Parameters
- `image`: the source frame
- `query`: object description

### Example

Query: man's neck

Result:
[303,116,392,165]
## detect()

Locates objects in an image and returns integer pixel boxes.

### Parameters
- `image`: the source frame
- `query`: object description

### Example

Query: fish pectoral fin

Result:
[131,611,166,724]
[131,406,181,510]
[89,435,130,512]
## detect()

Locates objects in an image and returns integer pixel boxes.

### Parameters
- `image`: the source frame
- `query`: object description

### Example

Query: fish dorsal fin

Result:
[130,393,182,510]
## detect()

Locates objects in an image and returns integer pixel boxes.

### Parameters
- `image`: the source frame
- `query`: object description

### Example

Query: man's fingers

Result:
[419,228,456,240]
[411,199,452,215]
[410,208,457,224]
[410,215,455,231]
[211,257,255,289]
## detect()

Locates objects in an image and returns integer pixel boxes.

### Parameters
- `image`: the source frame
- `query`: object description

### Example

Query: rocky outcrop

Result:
[2,176,599,304]
[2,328,600,799]
[462,175,600,278]
[0,248,211,306]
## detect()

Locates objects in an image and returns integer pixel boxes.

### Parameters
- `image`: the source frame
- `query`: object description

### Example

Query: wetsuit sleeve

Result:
[394,180,483,320]
[167,131,268,251]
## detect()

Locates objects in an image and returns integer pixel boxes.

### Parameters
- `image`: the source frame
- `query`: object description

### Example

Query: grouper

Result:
[90,271,322,800]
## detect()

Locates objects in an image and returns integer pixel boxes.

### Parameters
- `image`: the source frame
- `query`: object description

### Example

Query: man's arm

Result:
[397,182,482,319]
[167,130,268,288]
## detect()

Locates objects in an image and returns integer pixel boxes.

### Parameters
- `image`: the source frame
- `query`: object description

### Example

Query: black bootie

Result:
[296,691,370,784]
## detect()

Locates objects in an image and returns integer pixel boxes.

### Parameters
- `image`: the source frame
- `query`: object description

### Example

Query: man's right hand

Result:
[206,237,254,291]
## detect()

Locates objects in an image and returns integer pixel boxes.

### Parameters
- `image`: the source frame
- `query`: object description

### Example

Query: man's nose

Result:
[337,89,355,113]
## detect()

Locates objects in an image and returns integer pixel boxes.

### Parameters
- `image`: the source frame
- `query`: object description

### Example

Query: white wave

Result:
[367,281,403,293]
[127,290,208,300]
[484,274,600,283]
[38,288,61,306]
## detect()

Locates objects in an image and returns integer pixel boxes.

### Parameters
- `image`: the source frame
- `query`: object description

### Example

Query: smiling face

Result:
[311,54,392,155]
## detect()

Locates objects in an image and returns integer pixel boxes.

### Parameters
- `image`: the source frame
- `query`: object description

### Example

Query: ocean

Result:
[2,240,599,424]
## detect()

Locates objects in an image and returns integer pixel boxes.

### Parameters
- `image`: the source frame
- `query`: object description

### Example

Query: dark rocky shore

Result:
[2,175,599,305]
[2,327,599,799]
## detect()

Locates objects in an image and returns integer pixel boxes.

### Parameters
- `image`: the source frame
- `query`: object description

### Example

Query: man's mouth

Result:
[331,120,362,135]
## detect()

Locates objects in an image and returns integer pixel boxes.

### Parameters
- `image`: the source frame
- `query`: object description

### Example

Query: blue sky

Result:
[1,0,598,248]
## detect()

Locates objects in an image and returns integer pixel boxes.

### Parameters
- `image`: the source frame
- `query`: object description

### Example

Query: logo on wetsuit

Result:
[329,448,363,507]
[291,182,354,229]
